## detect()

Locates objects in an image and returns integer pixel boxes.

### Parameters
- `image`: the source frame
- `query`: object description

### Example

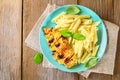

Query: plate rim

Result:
[39,4,107,72]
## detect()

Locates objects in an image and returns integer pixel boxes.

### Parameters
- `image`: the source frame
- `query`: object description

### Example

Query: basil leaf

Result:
[60,30,72,37]
[73,33,85,40]
[33,52,43,64]
[84,57,98,68]
[66,6,80,15]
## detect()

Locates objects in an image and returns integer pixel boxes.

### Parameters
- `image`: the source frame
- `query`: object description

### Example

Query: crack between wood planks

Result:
[21,0,24,80]
[112,0,114,23]
[77,0,79,4]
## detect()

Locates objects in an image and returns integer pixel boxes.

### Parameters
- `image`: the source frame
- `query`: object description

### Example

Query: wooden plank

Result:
[79,75,86,80]
[50,0,77,5]
[23,0,79,80]
[86,73,112,80]
[78,0,114,22]
[23,0,49,80]
[78,0,114,80]
[112,0,120,80]
[0,0,22,80]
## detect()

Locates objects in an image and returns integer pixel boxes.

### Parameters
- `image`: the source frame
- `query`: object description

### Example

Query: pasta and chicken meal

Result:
[43,6,99,68]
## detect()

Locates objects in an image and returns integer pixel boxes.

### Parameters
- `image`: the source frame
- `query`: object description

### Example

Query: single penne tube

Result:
[78,24,85,31]
[55,25,61,29]
[73,19,81,32]
[74,47,78,54]
[92,45,99,56]
[63,15,75,19]
[90,26,95,41]
[92,22,100,27]
[77,49,84,60]
[62,20,74,24]
[57,19,74,24]
[81,28,88,35]
[82,19,92,25]
[77,57,81,64]
[60,24,70,28]
[89,42,93,51]
[69,17,80,30]
[72,39,76,45]
[52,12,66,22]
[74,16,81,20]
[80,51,88,62]
[79,15,90,19]
[74,41,78,54]
[68,37,72,44]
[56,19,63,24]
[83,40,90,50]
[94,30,98,44]
[81,53,91,63]
[72,45,75,54]
[69,21,76,30]
[77,41,84,58]
[90,25,97,44]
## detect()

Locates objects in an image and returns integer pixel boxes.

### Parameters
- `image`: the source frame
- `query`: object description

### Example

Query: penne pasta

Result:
[81,53,91,63]
[92,45,99,56]
[69,21,76,30]
[77,41,84,58]
[52,12,66,23]
[68,37,72,45]
[92,22,100,27]
[63,14,75,19]
[94,29,98,44]
[52,11,100,65]
[59,19,74,24]
[82,19,92,25]
[80,50,88,62]
[79,15,90,19]
[73,19,81,32]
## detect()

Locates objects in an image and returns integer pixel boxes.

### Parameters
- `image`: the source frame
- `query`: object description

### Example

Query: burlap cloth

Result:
[25,4,119,78]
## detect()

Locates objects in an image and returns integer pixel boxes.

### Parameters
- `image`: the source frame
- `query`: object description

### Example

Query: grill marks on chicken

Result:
[43,28,77,68]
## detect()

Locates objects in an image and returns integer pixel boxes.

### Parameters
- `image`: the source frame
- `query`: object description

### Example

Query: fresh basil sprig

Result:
[60,30,85,40]
[33,52,43,64]
[60,30,72,37]
[66,6,80,15]
[73,33,86,40]
[83,57,98,68]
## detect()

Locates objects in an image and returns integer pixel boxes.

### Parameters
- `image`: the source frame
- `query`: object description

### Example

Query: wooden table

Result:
[0,0,120,80]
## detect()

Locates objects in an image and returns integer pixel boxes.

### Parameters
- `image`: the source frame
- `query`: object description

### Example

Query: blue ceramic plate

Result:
[39,5,107,72]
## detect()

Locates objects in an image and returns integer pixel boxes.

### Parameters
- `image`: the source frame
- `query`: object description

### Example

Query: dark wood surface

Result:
[0,0,120,80]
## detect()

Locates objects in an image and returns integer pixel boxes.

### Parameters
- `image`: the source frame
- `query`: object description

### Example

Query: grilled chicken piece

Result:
[43,28,77,68]
[43,28,61,47]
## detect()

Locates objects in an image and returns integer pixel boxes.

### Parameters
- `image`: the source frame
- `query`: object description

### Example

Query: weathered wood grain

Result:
[50,0,77,5]
[78,0,114,22]
[0,0,22,80]
[23,0,49,80]
[23,0,78,80]
[86,73,112,80]
[112,0,120,80]
[79,75,86,80]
